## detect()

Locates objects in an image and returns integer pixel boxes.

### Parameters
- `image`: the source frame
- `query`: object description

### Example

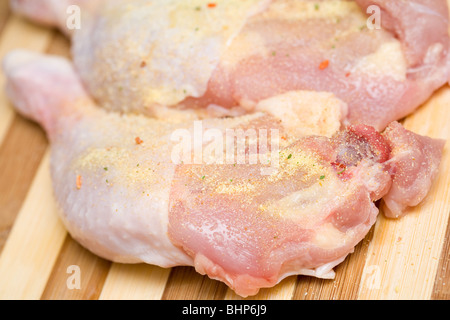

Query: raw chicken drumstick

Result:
[3,51,444,297]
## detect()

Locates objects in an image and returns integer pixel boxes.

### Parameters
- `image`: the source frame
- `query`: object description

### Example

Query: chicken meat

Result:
[3,51,444,296]
[10,0,450,130]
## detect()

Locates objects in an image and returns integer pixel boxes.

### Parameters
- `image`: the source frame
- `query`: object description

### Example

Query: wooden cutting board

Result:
[0,2,449,300]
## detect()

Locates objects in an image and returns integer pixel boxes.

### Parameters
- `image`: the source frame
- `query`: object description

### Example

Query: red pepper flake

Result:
[135,137,144,145]
[319,60,329,70]
[207,3,217,8]
[345,72,351,77]
[76,175,82,190]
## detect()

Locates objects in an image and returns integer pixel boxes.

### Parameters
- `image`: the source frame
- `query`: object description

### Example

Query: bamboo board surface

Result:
[0,2,449,300]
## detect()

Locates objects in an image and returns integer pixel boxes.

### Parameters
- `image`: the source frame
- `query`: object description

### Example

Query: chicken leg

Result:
[10,0,450,130]
[3,51,444,297]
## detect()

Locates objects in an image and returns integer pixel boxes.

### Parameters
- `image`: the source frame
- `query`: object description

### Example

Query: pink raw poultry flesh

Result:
[2,51,444,297]
[168,122,443,296]
[183,0,450,130]
[10,0,450,130]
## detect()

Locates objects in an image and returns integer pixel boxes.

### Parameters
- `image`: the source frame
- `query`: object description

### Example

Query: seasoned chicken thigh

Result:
[3,51,444,297]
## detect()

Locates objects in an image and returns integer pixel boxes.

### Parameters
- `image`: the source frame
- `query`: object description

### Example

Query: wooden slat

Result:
[0,15,54,143]
[0,0,11,35]
[40,235,111,300]
[0,5,54,254]
[431,216,450,299]
[0,116,47,253]
[162,267,228,300]
[99,263,171,300]
[0,151,67,299]
[46,29,71,58]
[357,87,450,300]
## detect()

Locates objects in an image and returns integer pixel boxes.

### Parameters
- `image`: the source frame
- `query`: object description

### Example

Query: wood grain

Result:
[0,15,54,142]
[431,216,450,300]
[162,267,228,300]
[357,87,450,300]
[0,2,449,300]
[0,116,47,253]
[40,235,111,300]
[0,152,67,300]
[0,11,55,254]
[0,0,11,34]
[100,264,171,300]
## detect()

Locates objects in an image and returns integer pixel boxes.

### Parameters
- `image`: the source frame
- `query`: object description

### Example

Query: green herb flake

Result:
[314,3,320,10]
[319,175,325,180]
[287,154,293,160]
